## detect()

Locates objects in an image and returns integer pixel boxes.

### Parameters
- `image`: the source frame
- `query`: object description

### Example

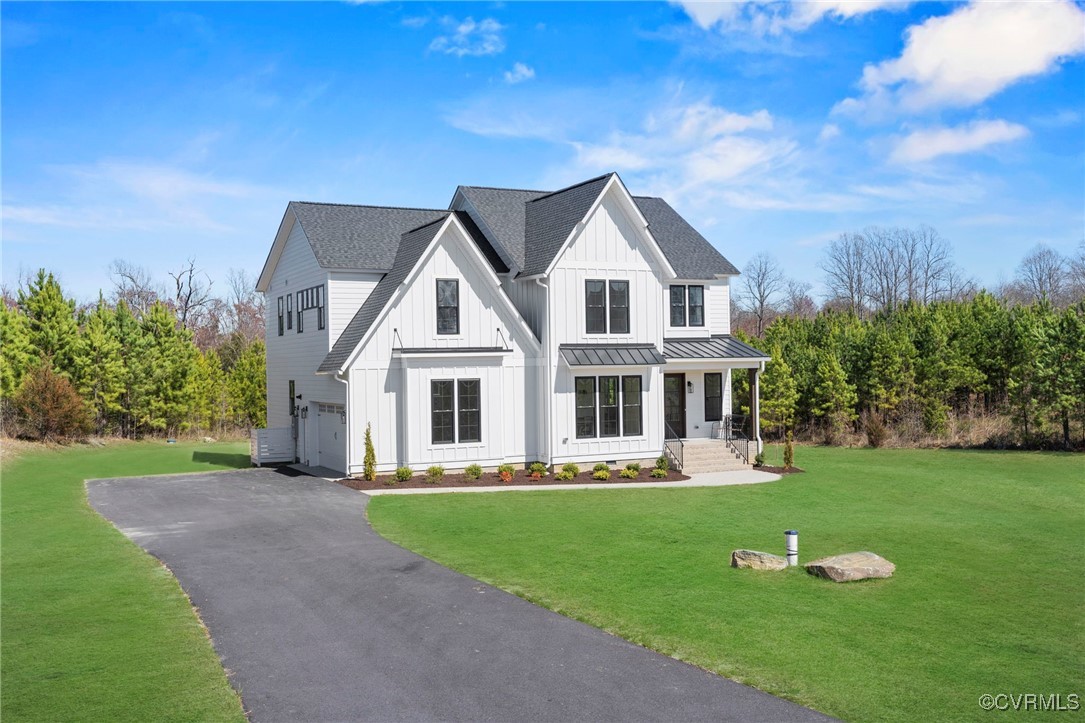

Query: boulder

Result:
[805,551,895,582]
[731,549,788,571]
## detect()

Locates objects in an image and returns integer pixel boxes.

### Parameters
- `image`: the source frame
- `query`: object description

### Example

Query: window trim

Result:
[688,285,705,328]
[586,278,631,335]
[704,372,723,422]
[286,293,293,330]
[575,376,597,439]
[585,279,607,335]
[670,285,687,327]
[277,297,284,336]
[436,279,459,335]
[456,379,481,444]
[622,375,643,437]
[599,375,620,438]
[608,280,630,335]
[574,374,645,439]
[430,379,455,445]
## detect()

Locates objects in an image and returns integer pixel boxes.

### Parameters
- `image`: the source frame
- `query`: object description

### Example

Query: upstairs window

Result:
[586,279,630,334]
[286,293,293,330]
[277,297,284,336]
[437,280,459,335]
[297,285,325,334]
[669,285,705,327]
[670,285,686,326]
[688,286,705,327]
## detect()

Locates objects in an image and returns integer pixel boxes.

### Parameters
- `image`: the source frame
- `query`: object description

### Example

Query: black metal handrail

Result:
[714,415,751,464]
[663,421,684,471]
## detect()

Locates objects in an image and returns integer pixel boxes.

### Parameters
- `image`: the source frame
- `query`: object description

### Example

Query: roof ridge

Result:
[459,184,549,194]
[291,200,446,213]
[401,213,450,236]
[527,172,615,203]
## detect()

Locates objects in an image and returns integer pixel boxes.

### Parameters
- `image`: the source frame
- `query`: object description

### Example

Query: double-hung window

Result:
[437,280,459,335]
[286,293,293,330]
[575,374,644,439]
[586,279,630,334]
[669,285,705,327]
[296,285,325,334]
[296,291,303,333]
[431,378,481,444]
[277,297,284,336]
[704,373,723,422]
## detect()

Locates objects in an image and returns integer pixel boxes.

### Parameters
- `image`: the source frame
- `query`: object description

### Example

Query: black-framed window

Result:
[599,376,620,437]
[585,280,606,334]
[688,285,705,327]
[288,380,295,416]
[670,285,686,326]
[296,292,303,333]
[705,373,722,422]
[431,380,455,444]
[286,293,293,330]
[575,377,596,438]
[296,285,325,332]
[436,279,459,335]
[457,379,480,443]
[622,376,642,436]
[609,281,629,334]
[277,297,284,336]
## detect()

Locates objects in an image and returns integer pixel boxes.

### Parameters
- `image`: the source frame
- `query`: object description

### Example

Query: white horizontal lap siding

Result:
[708,279,731,336]
[264,218,344,465]
[664,279,717,339]
[328,271,382,344]
[345,223,541,473]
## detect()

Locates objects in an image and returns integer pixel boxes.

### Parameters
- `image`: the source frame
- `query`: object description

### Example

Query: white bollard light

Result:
[785,529,799,566]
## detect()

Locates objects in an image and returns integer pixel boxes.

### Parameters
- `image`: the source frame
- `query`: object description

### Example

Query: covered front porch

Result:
[661,336,771,472]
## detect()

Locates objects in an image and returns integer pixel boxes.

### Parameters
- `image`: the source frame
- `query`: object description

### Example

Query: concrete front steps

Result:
[679,439,752,474]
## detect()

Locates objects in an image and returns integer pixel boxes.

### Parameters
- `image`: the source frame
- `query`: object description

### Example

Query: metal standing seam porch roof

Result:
[662,335,770,361]
[559,344,667,367]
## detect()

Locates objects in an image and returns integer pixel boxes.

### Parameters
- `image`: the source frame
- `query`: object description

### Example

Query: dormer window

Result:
[437,279,459,335]
[586,279,630,334]
[669,285,705,327]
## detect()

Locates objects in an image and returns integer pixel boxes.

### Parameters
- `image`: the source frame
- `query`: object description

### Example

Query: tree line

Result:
[732,232,1085,450]
[1,265,267,441]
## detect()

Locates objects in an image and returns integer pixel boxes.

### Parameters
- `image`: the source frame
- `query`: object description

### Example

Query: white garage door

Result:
[316,403,346,474]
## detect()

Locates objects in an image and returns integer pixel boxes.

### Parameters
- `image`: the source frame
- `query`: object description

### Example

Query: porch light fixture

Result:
[339,411,347,424]
[687,380,694,394]
[300,408,308,419]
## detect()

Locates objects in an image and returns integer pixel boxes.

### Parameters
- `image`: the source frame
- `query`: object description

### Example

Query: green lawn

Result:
[369,447,1085,722]
[1,440,248,723]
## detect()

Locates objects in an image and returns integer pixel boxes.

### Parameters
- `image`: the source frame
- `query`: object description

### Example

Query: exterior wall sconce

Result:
[299,408,308,419]
[339,411,347,424]
[687,380,694,394]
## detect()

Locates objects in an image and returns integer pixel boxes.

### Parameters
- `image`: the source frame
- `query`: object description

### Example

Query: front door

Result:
[664,373,686,438]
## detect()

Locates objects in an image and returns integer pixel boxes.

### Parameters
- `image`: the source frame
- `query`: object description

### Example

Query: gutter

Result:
[333,371,350,473]
[534,277,552,466]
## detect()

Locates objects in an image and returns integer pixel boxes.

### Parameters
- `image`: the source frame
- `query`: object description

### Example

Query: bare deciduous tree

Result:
[738,252,786,336]
[783,279,817,319]
[169,258,214,330]
[109,259,161,316]
[820,232,867,317]
[1015,244,1067,305]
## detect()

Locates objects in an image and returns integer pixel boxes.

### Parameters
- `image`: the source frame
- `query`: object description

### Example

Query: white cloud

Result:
[839,0,1085,116]
[402,16,430,29]
[889,120,1029,164]
[503,62,535,84]
[818,123,841,142]
[674,0,908,36]
[429,17,505,57]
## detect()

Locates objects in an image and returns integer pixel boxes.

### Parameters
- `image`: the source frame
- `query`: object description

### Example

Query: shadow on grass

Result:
[191,451,252,469]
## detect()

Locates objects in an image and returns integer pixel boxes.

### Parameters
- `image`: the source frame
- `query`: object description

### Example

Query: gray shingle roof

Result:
[633,197,740,279]
[318,215,448,373]
[453,210,508,274]
[521,174,614,276]
[455,186,545,271]
[559,343,667,367]
[290,202,447,271]
[662,335,769,361]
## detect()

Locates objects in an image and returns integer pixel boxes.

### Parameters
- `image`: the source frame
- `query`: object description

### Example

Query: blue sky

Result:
[3,1,1083,301]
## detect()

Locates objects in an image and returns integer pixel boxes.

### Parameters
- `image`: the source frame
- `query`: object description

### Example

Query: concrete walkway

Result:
[88,468,829,723]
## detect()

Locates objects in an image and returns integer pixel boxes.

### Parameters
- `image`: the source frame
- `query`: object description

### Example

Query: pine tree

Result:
[134,301,196,435]
[0,302,34,400]
[811,351,858,444]
[760,344,798,440]
[18,269,79,376]
[112,300,144,437]
[363,422,377,481]
[186,349,229,433]
[228,340,266,428]
[73,297,126,435]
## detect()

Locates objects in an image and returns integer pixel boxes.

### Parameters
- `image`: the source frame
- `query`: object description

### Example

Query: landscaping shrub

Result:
[13,359,91,441]
[592,462,610,473]
[528,461,548,476]
[464,463,483,480]
[499,470,513,483]
[784,430,795,469]
[394,466,413,482]
[650,468,667,478]
[425,465,444,483]
[561,462,580,476]
[624,462,641,472]
[497,463,516,475]
[619,468,638,479]
[863,411,888,448]
[363,422,377,481]
[592,468,611,480]
[655,455,669,471]
[754,452,765,467]
[554,470,574,481]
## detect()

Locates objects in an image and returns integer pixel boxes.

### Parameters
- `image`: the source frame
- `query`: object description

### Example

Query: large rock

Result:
[805,551,895,582]
[731,549,788,571]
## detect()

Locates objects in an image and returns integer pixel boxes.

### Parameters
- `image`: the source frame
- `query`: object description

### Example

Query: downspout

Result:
[534,277,552,466]
[334,370,350,474]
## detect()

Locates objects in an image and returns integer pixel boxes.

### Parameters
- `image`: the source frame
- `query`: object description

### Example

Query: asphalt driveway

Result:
[88,468,833,722]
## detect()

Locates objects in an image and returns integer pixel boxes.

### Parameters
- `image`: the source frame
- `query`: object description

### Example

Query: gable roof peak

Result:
[526,172,617,204]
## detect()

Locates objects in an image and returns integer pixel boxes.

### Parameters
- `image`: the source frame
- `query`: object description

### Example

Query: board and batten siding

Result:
[546,188,667,463]
[345,222,541,473]
[263,214,345,466]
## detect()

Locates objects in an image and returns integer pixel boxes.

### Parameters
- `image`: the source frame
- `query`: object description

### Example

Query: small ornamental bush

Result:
[555,470,575,481]
[592,468,611,481]
[624,462,641,472]
[528,461,548,476]
[754,452,765,467]
[593,462,610,473]
[383,477,399,487]
[650,468,667,478]
[394,466,413,482]
[363,422,377,481]
[784,431,795,469]
[425,465,444,483]
[561,462,580,476]
[497,463,516,475]
[465,463,483,480]
[529,471,543,480]
[655,455,669,471]
[499,469,513,483]
[619,468,638,479]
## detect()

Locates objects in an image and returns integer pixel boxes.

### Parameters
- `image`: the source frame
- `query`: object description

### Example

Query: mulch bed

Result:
[334,467,690,490]
[756,465,805,475]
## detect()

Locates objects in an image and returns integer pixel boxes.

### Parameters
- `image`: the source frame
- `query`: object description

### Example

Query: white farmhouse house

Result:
[253,173,768,476]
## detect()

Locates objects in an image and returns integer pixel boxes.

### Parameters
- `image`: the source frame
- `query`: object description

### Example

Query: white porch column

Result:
[749,365,763,454]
